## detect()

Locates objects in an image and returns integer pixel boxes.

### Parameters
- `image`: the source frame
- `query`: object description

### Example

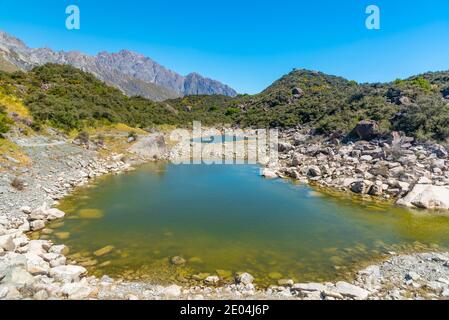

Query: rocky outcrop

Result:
[349,120,379,140]
[268,127,449,208]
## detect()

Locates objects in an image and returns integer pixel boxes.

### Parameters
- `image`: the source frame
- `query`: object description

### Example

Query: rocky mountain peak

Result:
[0,30,237,101]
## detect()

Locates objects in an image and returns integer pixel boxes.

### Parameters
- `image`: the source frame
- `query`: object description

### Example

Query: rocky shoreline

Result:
[264,126,449,211]
[1,130,449,300]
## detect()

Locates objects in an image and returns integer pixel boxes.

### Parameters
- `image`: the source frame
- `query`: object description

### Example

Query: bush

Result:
[11,177,25,191]
[128,131,138,141]
[0,105,13,136]
[75,131,90,144]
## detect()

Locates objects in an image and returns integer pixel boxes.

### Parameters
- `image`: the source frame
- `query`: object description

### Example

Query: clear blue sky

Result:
[1,0,448,94]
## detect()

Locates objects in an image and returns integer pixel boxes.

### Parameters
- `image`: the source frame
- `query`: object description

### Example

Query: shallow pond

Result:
[41,163,449,286]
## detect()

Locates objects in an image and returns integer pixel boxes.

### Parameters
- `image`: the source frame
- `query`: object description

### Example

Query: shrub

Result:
[128,131,138,141]
[75,131,90,144]
[0,105,13,136]
[11,177,25,191]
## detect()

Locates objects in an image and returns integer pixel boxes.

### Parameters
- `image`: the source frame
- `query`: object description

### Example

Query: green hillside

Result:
[1,64,448,142]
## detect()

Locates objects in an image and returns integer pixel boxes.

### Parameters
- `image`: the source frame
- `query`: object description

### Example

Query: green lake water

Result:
[39,162,449,286]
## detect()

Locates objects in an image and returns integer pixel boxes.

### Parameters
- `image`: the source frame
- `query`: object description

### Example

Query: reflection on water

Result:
[38,162,449,286]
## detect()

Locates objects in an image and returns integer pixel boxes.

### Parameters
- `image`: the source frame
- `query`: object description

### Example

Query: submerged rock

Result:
[94,245,115,257]
[78,209,104,219]
[170,256,186,266]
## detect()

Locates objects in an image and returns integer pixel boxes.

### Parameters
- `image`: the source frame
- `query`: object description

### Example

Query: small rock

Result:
[405,272,420,282]
[50,265,87,282]
[170,256,186,266]
[33,290,49,300]
[30,220,45,231]
[277,279,294,287]
[0,235,15,251]
[163,285,182,298]
[61,282,92,300]
[93,245,115,257]
[292,283,326,292]
[334,281,370,299]
[204,276,220,285]
[235,272,254,285]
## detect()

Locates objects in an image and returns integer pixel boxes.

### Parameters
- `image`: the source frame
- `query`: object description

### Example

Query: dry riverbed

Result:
[1,129,449,300]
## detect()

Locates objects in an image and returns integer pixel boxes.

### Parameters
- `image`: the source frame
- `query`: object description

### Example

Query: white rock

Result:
[204,276,220,285]
[33,289,49,300]
[61,282,92,300]
[49,265,87,282]
[25,253,50,275]
[49,244,67,255]
[18,220,30,232]
[235,272,254,285]
[46,208,65,220]
[7,267,35,285]
[163,285,182,298]
[292,283,326,292]
[20,206,32,214]
[0,286,9,299]
[334,281,370,299]
[261,168,278,179]
[397,184,449,210]
[417,177,433,184]
[30,220,45,231]
[0,235,15,251]
[28,240,50,255]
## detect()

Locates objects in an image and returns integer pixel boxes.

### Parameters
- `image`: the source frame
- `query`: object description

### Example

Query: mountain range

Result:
[0,30,237,101]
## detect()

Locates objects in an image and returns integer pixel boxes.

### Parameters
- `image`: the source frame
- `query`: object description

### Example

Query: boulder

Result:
[261,168,278,179]
[292,87,304,98]
[397,185,449,210]
[46,208,65,220]
[25,253,50,275]
[292,283,326,292]
[350,180,373,194]
[307,166,321,177]
[431,144,448,159]
[292,133,307,145]
[0,235,15,251]
[61,282,93,300]
[5,268,35,286]
[291,153,303,166]
[350,120,379,140]
[278,142,294,153]
[49,265,87,282]
[30,220,45,231]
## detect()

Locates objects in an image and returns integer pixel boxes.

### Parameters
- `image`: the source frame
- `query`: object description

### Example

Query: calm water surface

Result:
[40,163,449,286]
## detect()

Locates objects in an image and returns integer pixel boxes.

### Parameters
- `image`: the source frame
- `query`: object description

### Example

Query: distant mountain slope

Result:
[0,31,237,101]
[0,52,19,73]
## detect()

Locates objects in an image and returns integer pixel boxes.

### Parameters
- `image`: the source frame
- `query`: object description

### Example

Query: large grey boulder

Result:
[397,184,449,210]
